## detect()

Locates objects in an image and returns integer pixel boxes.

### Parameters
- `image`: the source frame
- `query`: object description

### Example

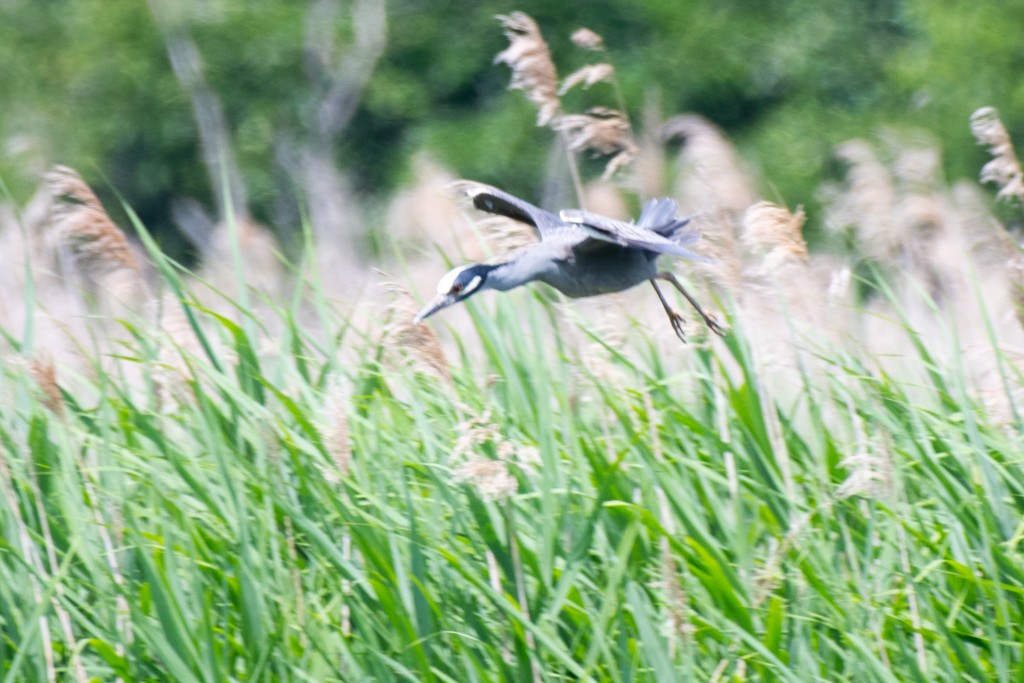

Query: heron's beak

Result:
[413,293,458,324]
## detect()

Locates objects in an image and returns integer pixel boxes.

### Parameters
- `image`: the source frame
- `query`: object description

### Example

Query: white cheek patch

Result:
[462,275,483,295]
[437,266,469,294]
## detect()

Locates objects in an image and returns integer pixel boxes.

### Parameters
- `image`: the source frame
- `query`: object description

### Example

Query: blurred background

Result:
[2,0,1022,264]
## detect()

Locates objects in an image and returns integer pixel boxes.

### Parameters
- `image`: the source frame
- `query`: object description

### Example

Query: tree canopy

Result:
[1,0,1022,255]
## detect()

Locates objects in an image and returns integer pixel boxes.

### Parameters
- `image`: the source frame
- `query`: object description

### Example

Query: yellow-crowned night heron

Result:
[415,184,725,341]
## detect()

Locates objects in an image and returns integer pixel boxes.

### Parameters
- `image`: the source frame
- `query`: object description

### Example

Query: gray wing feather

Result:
[560,208,716,263]
[464,183,561,238]
[638,198,700,243]
[637,198,679,230]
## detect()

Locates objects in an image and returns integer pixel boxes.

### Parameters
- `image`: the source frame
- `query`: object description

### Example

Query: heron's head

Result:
[415,264,494,323]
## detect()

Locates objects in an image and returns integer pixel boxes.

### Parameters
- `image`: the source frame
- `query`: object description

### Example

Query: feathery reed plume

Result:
[10,355,65,417]
[452,457,518,501]
[451,410,500,460]
[45,165,103,211]
[827,139,900,262]
[826,265,852,304]
[838,412,894,501]
[888,141,962,301]
[950,181,1013,267]
[570,27,604,51]
[554,107,637,180]
[387,154,462,251]
[582,179,628,219]
[153,293,205,409]
[1006,254,1024,327]
[836,448,894,501]
[629,94,669,198]
[662,114,756,216]
[742,201,809,269]
[684,214,742,295]
[31,357,63,417]
[45,166,141,280]
[662,115,751,290]
[640,391,692,654]
[449,410,537,499]
[476,216,538,255]
[970,107,1024,202]
[892,143,942,194]
[378,272,452,382]
[322,384,352,480]
[495,439,541,477]
[199,217,283,298]
[752,509,814,608]
[892,144,946,240]
[495,12,561,127]
[558,63,614,95]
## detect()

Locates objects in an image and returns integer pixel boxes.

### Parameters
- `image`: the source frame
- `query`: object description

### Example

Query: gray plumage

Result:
[416,183,725,341]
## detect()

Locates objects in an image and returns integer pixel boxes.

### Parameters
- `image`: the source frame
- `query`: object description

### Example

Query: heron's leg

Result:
[649,279,688,343]
[655,271,727,337]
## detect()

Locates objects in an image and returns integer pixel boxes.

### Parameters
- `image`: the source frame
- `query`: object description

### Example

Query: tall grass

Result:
[1,190,1024,681]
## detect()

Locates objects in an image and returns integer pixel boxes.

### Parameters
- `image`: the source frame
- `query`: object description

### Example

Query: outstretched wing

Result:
[462,182,562,239]
[560,208,715,263]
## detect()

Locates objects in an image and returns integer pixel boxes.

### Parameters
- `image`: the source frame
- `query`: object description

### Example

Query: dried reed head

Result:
[496,440,541,476]
[836,447,894,501]
[582,179,628,219]
[202,217,283,295]
[683,213,742,294]
[153,293,204,409]
[662,116,752,291]
[558,63,614,95]
[378,272,452,382]
[1006,252,1024,327]
[452,410,499,458]
[662,115,757,216]
[452,456,518,501]
[892,144,942,193]
[45,165,102,211]
[476,216,538,255]
[752,509,814,608]
[977,348,1024,428]
[553,107,637,179]
[449,409,537,499]
[629,94,669,198]
[891,143,948,249]
[570,27,604,51]
[828,139,900,262]
[826,265,852,304]
[44,166,141,279]
[386,154,461,250]
[495,12,561,127]
[322,383,352,480]
[950,181,1013,268]
[742,202,809,269]
[970,107,1024,202]
[14,355,65,417]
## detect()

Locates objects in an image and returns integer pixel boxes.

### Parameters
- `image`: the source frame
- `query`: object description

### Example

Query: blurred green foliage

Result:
[1,0,1023,250]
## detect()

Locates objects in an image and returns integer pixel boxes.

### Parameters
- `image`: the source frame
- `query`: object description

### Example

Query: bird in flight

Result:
[415,183,725,342]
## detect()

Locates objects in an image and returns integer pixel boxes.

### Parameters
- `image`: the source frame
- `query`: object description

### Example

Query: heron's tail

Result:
[637,198,701,245]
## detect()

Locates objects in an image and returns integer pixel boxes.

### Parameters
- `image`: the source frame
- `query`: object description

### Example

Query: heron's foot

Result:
[702,312,728,337]
[667,309,688,344]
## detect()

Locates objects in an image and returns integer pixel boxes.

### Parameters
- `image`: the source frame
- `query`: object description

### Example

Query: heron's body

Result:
[493,231,656,298]
[416,183,724,341]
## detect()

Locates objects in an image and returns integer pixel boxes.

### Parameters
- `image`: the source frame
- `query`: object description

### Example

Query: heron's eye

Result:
[451,283,464,294]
